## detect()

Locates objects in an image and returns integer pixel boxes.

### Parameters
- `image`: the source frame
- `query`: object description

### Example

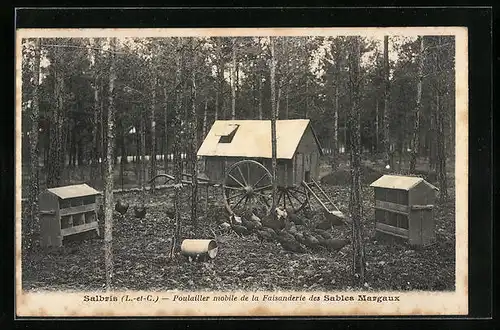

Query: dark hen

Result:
[286,208,307,226]
[313,229,333,240]
[255,227,277,243]
[302,231,322,250]
[133,204,147,219]
[318,238,351,252]
[115,199,129,216]
[276,234,306,253]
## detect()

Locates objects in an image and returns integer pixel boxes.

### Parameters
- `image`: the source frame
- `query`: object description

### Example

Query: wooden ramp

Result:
[302,179,350,225]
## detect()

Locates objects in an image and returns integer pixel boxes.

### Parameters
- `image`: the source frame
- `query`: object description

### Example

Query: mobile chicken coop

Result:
[370,175,439,247]
[193,119,345,218]
[39,184,100,247]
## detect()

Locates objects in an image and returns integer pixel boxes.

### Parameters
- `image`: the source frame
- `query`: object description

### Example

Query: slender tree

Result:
[382,36,391,169]
[150,76,157,191]
[171,40,184,259]
[28,38,42,247]
[190,39,199,228]
[231,39,237,120]
[103,37,117,290]
[163,85,169,172]
[347,36,366,286]
[269,37,278,212]
[46,41,65,188]
[409,36,425,173]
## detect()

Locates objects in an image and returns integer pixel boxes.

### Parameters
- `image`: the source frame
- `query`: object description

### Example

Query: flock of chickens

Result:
[97,200,147,220]
[98,199,350,255]
[221,207,351,254]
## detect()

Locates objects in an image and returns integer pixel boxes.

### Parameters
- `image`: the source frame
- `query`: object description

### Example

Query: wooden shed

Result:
[39,184,100,248]
[370,175,439,247]
[197,119,323,187]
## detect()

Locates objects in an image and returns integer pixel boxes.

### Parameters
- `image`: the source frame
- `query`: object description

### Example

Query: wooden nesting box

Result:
[39,184,101,248]
[370,175,439,247]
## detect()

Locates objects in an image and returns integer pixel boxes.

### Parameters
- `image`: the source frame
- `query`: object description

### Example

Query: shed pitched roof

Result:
[369,175,439,191]
[197,119,321,159]
[47,184,101,199]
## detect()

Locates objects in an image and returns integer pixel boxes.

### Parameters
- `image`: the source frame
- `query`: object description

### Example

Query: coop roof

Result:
[369,175,439,191]
[197,119,321,159]
[47,184,101,199]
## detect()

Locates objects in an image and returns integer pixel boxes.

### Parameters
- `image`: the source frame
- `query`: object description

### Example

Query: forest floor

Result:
[21,158,456,292]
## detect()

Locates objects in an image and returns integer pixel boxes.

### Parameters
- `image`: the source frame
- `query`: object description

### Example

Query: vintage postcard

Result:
[16,26,468,317]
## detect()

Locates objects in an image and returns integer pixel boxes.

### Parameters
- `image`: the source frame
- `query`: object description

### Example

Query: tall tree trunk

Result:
[332,83,339,170]
[100,85,105,184]
[375,100,379,153]
[140,112,146,202]
[190,41,198,228]
[150,77,157,192]
[383,36,391,168]
[47,46,64,188]
[171,41,184,259]
[202,96,208,139]
[435,38,448,201]
[269,37,278,212]
[305,79,309,118]
[410,36,425,173]
[258,77,263,120]
[120,123,125,191]
[231,40,236,120]
[104,37,117,291]
[348,36,366,286]
[28,38,42,248]
[163,86,169,172]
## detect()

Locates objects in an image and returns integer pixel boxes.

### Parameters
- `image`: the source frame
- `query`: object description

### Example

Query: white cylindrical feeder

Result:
[180,239,218,260]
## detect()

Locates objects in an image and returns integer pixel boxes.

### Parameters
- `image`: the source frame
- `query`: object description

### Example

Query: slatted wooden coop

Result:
[196,119,345,220]
[39,184,100,248]
[370,175,439,247]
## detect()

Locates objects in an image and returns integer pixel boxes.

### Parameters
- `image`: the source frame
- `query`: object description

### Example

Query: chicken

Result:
[241,216,262,231]
[229,214,243,225]
[133,204,147,219]
[276,234,306,253]
[230,214,250,237]
[255,227,277,243]
[302,231,322,250]
[261,211,285,233]
[250,212,262,224]
[115,199,129,216]
[219,222,231,231]
[323,210,346,226]
[278,230,297,242]
[230,223,250,237]
[165,208,176,219]
[318,238,351,252]
[313,229,332,240]
[293,231,305,243]
[316,218,332,231]
[286,208,307,226]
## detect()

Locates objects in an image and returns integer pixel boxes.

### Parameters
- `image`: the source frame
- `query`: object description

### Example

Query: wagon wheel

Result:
[223,160,273,215]
[276,186,309,214]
